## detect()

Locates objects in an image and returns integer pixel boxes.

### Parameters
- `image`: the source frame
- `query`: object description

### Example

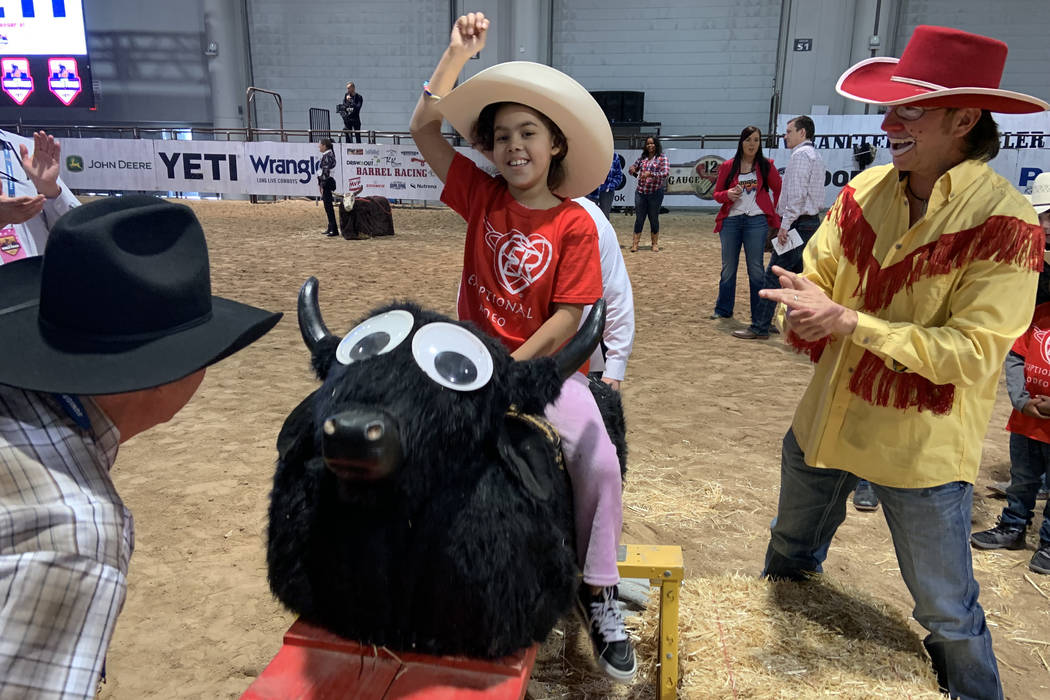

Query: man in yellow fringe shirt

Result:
[759,25,1048,700]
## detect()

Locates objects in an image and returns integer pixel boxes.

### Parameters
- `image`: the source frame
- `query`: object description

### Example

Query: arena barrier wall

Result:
[58,137,1050,208]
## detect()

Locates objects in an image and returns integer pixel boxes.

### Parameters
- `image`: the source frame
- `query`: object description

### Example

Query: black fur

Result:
[267,300,626,658]
[338,196,394,239]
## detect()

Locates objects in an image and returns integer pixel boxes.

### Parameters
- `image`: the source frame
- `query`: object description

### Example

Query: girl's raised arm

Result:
[409,12,489,183]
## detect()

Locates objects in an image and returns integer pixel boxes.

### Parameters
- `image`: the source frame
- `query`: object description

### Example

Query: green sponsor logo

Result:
[66,155,84,172]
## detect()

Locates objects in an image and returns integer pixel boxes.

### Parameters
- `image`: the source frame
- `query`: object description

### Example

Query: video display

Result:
[0,1,93,108]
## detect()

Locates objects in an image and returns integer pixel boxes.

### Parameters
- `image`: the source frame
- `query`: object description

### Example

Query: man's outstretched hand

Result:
[759,265,857,341]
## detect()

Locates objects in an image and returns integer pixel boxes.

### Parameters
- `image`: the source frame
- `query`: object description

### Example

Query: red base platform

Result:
[240,619,538,700]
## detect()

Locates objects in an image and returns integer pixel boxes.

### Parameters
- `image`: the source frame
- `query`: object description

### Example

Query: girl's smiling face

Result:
[491,104,562,198]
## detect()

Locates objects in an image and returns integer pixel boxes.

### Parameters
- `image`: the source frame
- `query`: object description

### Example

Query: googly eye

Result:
[411,322,494,391]
[336,310,414,365]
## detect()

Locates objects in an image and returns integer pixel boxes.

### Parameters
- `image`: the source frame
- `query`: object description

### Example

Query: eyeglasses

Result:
[892,105,944,121]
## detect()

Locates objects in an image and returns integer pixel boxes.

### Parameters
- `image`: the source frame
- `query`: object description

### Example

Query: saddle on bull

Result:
[267,277,627,659]
[337,188,394,239]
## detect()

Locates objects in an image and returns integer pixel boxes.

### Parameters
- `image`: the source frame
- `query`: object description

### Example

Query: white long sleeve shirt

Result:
[776,140,825,228]
[573,197,635,381]
[0,129,80,263]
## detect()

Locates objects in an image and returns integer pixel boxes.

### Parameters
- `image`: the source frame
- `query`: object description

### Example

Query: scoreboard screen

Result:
[0,0,93,108]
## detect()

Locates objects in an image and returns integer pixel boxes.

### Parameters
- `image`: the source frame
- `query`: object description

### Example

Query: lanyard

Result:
[1,141,16,197]
[52,393,93,432]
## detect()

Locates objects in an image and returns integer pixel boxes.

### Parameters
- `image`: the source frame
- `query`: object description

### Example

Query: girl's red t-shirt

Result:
[1007,302,1050,444]
[441,153,602,354]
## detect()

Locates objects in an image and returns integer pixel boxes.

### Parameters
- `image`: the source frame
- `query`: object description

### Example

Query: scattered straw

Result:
[1007,637,1050,646]
[530,573,944,698]
[1024,574,1050,601]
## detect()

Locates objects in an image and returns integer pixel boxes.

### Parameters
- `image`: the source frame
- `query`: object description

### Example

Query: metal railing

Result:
[0,124,905,152]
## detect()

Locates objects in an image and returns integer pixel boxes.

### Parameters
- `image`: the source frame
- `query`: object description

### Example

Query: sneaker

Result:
[577,585,637,682]
[852,481,879,512]
[970,521,1027,550]
[1031,543,1050,574]
[709,313,731,320]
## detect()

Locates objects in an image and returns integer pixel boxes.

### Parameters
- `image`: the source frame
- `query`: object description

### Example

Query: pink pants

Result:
[545,372,623,587]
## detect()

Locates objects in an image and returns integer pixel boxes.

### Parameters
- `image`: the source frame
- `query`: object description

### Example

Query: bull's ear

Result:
[508,357,564,415]
[310,336,341,380]
[277,389,319,462]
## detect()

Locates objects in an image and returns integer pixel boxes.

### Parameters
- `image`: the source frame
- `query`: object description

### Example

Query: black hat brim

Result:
[0,256,282,395]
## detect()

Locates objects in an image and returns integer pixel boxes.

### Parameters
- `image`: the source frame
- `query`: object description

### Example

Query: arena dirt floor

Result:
[94,199,1050,699]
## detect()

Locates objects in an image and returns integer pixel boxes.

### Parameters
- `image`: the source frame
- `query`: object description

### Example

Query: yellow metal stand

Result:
[617,544,684,700]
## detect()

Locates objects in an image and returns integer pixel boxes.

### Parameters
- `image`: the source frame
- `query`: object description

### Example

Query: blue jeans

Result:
[714,214,766,321]
[764,430,1003,700]
[1000,432,1050,543]
[597,189,615,219]
[751,214,821,335]
[633,189,664,234]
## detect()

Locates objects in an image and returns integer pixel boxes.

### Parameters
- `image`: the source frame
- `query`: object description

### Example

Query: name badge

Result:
[0,226,26,263]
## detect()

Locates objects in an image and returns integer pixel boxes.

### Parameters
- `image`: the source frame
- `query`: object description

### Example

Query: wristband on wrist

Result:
[422,80,439,99]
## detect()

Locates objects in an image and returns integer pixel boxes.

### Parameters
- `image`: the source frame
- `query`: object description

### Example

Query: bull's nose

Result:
[321,408,402,481]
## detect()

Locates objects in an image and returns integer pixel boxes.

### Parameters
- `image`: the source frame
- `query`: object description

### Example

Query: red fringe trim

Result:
[786,330,830,363]
[847,350,955,415]
[835,186,1044,312]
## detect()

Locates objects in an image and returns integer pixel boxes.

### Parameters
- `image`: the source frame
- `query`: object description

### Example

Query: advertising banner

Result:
[152,140,245,195]
[45,136,1050,205]
[60,138,158,190]
[339,143,442,199]
[243,141,340,196]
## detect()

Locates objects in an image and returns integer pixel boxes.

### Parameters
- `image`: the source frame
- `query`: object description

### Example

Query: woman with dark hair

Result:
[627,136,669,252]
[317,138,338,237]
[710,126,781,322]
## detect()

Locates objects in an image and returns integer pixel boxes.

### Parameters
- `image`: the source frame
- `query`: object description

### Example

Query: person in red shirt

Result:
[409,12,636,681]
[710,126,782,324]
[971,182,1050,574]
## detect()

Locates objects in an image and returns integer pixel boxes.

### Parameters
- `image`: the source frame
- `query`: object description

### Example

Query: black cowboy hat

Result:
[0,195,282,394]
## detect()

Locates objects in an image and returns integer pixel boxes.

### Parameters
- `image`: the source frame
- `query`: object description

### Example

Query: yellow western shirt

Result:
[788,160,1043,488]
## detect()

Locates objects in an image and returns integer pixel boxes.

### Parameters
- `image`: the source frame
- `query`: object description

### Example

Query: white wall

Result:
[247,0,449,133]
[894,0,1048,102]
[4,0,1048,136]
[552,0,783,137]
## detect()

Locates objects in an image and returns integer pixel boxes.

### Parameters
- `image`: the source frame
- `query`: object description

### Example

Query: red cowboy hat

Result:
[836,25,1049,114]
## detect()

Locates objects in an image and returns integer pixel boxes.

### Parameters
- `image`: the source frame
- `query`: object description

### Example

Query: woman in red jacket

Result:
[710,126,781,325]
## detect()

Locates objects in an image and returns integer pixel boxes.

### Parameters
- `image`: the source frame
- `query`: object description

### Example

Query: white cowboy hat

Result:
[1028,172,1050,215]
[435,61,613,199]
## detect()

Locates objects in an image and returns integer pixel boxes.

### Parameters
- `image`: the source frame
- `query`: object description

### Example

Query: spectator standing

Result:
[627,136,668,253]
[710,126,781,323]
[970,171,1050,574]
[733,116,821,340]
[338,82,364,143]
[317,138,338,237]
[759,26,1048,699]
[588,154,624,220]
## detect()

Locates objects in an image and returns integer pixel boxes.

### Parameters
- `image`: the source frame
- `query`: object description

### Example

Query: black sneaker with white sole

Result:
[1030,542,1050,575]
[577,585,637,682]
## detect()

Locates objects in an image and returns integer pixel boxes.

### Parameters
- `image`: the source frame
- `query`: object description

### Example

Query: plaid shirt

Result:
[776,140,825,228]
[0,385,128,699]
[632,155,669,195]
[597,155,623,193]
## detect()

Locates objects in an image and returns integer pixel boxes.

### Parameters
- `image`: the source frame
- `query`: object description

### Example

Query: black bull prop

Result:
[267,278,627,658]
